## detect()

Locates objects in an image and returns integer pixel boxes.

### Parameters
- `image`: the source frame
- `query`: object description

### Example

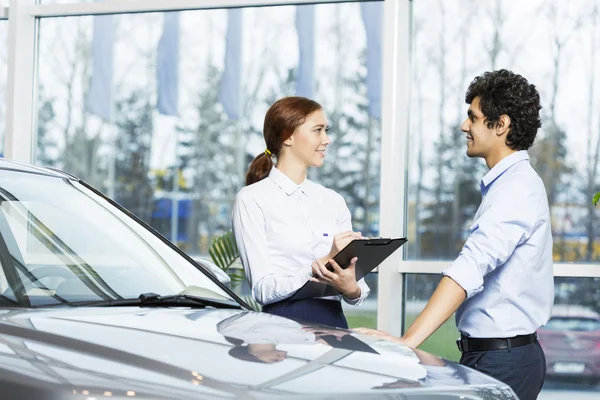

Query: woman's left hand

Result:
[310,257,361,299]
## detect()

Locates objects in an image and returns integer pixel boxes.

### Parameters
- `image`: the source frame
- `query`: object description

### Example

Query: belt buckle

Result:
[456,339,464,353]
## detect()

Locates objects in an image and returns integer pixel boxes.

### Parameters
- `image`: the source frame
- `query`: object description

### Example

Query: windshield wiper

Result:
[0,294,19,306]
[38,293,242,309]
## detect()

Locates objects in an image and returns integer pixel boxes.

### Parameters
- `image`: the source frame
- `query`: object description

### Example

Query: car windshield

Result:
[544,317,600,332]
[0,169,236,307]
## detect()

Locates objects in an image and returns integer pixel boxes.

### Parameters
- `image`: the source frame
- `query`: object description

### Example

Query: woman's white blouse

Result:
[232,166,370,306]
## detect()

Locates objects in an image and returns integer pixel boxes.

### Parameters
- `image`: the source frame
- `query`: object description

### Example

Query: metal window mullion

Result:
[28,0,370,18]
[5,0,37,163]
[376,0,410,336]
[397,261,600,278]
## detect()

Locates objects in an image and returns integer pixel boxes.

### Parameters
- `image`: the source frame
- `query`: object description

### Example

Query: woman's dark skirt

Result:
[262,297,348,329]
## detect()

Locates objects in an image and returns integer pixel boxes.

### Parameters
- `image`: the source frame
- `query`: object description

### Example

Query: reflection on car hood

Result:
[0,307,516,399]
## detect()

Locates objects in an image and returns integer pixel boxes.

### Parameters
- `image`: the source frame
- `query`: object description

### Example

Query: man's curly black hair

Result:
[465,69,542,150]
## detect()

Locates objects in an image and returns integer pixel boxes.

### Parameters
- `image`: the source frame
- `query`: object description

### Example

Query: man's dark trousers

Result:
[460,340,546,400]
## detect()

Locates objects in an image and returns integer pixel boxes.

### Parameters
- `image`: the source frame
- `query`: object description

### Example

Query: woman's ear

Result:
[283,135,294,147]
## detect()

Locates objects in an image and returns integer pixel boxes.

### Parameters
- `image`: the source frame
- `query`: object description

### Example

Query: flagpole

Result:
[154,11,181,244]
[361,1,383,236]
[107,123,116,199]
[170,122,179,243]
[364,115,373,233]
[220,8,243,188]
[236,119,244,186]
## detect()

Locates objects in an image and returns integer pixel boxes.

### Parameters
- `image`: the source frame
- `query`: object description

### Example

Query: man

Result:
[356,69,554,400]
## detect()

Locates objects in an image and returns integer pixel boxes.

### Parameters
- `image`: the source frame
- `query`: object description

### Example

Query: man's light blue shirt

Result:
[443,150,554,338]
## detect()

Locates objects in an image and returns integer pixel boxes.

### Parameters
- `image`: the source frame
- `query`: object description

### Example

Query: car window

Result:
[544,317,600,332]
[0,171,235,306]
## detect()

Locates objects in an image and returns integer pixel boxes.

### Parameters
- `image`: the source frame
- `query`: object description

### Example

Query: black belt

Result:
[456,333,537,353]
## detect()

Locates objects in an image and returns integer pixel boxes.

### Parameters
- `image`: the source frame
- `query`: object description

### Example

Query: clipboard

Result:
[290,237,407,301]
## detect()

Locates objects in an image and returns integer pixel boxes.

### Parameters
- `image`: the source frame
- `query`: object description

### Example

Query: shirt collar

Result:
[480,150,529,189]
[269,166,310,196]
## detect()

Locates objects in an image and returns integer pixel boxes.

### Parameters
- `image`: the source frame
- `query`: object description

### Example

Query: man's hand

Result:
[353,327,410,346]
[311,257,361,299]
[353,327,394,340]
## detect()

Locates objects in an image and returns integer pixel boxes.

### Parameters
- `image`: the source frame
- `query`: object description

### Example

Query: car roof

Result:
[551,304,600,319]
[0,158,75,179]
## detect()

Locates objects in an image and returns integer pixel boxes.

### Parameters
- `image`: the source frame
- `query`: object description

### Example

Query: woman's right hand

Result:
[321,231,362,263]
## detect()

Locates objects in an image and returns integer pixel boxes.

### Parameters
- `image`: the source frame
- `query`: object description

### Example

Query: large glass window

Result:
[408,0,600,395]
[35,3,382,249]
[408,0,600,263]
[404,274,460,361]
[38,0,113,3]
[34,2,383,325]
[0,20,7,157]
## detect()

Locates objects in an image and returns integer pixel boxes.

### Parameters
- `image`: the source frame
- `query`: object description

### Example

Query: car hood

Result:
[0,307,516,399]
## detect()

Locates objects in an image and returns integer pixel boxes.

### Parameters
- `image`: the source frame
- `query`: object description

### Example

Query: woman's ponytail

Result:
[245,151,274,186]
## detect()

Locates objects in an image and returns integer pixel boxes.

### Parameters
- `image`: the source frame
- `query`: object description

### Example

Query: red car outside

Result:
[538,305,600,383]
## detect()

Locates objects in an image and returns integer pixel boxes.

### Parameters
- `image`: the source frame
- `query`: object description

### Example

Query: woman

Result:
[232,96,370,328]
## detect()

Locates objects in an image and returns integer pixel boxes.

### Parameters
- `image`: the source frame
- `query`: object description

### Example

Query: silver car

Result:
[0,159,517,400]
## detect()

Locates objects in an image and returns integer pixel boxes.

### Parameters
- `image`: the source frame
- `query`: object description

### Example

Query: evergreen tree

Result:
[113,89,154,223]
[177,64,232,253]
[37,87,59,167]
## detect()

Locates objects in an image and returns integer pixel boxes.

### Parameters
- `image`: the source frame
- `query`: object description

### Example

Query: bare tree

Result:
[430,1,449,258]
[487,0,505,69]
[410,15,426,258]
[450,0,477,255]
[584,4,599,261]
[181,11,272,253]
[529,0,583,261]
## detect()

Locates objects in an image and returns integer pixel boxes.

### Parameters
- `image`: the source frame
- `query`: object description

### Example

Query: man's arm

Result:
[401,276,466,348]
[354,184,540,345]
[353,276,465,348]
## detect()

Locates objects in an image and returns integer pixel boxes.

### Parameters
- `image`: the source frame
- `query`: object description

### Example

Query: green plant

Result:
[242,296,262,312]
[208,231,244,287]
[594,192,600,206]
[209,231,261,311]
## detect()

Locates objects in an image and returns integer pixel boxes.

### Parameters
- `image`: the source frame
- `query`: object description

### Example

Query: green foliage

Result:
[208,231,245,288]
[242,296,262,312]
[208,231,262,311]
[593,192,600,206]
[208,230,261,312]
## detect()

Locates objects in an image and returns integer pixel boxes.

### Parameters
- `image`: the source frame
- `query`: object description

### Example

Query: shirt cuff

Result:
[442,256,484,299]
[343,279,370,306]
[255,265,315,305]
